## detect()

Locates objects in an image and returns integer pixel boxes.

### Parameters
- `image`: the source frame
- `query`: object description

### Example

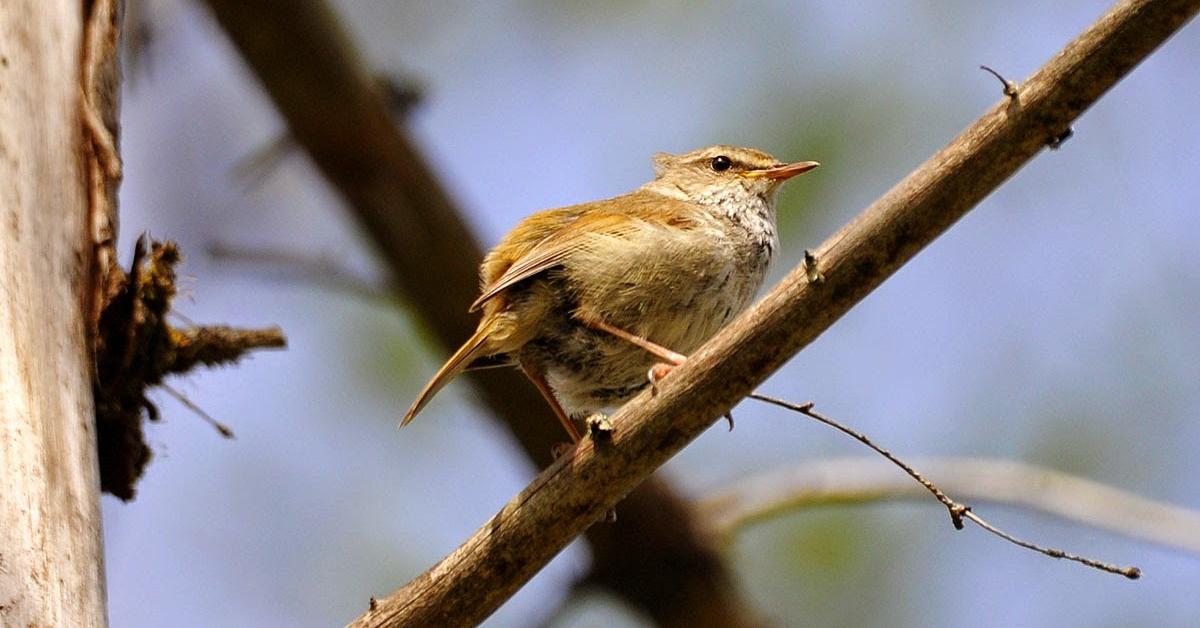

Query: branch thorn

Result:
[980,64,1019,100]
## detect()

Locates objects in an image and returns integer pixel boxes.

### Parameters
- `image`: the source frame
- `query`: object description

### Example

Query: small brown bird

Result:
[402,145,818,442]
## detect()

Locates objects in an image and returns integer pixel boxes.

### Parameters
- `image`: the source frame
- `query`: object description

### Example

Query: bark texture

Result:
[0,1,109,625]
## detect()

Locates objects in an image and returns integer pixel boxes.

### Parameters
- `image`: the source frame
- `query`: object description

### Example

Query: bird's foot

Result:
[646,362,734,431]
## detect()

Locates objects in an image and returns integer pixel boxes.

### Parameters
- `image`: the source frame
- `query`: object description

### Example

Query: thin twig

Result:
[748,394,960,524]
[747,394,1141,579]
[698,457,1200,555]
[159,383,236,439]
[963,509,1139,577]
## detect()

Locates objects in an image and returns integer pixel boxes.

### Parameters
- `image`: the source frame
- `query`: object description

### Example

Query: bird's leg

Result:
[582,318,686,366]
[580,317,685,390]
[582,318,734,430]
[519,359,582,451]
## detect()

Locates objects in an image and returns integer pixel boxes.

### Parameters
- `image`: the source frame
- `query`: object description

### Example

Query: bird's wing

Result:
[469,211,639,311]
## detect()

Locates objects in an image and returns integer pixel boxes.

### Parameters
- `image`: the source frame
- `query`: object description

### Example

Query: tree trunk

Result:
[0,1,109,625]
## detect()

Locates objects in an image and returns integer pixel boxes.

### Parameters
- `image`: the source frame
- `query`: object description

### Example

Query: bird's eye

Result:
[710,155,732,172]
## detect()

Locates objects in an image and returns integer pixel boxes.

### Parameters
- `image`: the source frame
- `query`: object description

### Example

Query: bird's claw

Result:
[647,363,674,395]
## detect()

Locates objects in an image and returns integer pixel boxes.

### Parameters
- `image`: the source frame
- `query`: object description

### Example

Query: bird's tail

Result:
[400,320,498,428]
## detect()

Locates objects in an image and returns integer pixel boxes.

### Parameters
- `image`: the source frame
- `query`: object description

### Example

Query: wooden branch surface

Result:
[343,0,1200,624]
[698,457,1200,553]
[199,0,753,625]
[0,1,110,624]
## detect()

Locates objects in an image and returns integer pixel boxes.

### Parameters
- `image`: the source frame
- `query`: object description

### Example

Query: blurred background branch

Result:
[206,241,394,303]
[697,456,1200,553]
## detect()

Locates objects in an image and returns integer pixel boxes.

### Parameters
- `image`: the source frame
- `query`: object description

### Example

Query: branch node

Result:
[586,413,614,443]
[1047,127,1074,150]
[949,503,969,530]
[803,250,825,284]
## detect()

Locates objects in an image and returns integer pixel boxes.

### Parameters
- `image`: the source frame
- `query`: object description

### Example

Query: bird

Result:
[401,145,818,443]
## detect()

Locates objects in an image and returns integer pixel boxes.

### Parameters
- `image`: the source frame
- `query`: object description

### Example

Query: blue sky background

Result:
[104,2,1199,626]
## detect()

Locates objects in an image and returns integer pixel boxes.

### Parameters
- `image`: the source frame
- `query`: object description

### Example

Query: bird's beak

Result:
[742,160,820,180]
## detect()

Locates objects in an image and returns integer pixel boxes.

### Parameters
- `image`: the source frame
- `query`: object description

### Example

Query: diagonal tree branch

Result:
[697,456,1200,554]
[343,0,1200,624]
[198,1,754,625]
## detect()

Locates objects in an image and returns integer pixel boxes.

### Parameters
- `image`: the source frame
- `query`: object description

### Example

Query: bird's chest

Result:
[652,225,773,345]
[525,217,775,414]
[666,206,775,318]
